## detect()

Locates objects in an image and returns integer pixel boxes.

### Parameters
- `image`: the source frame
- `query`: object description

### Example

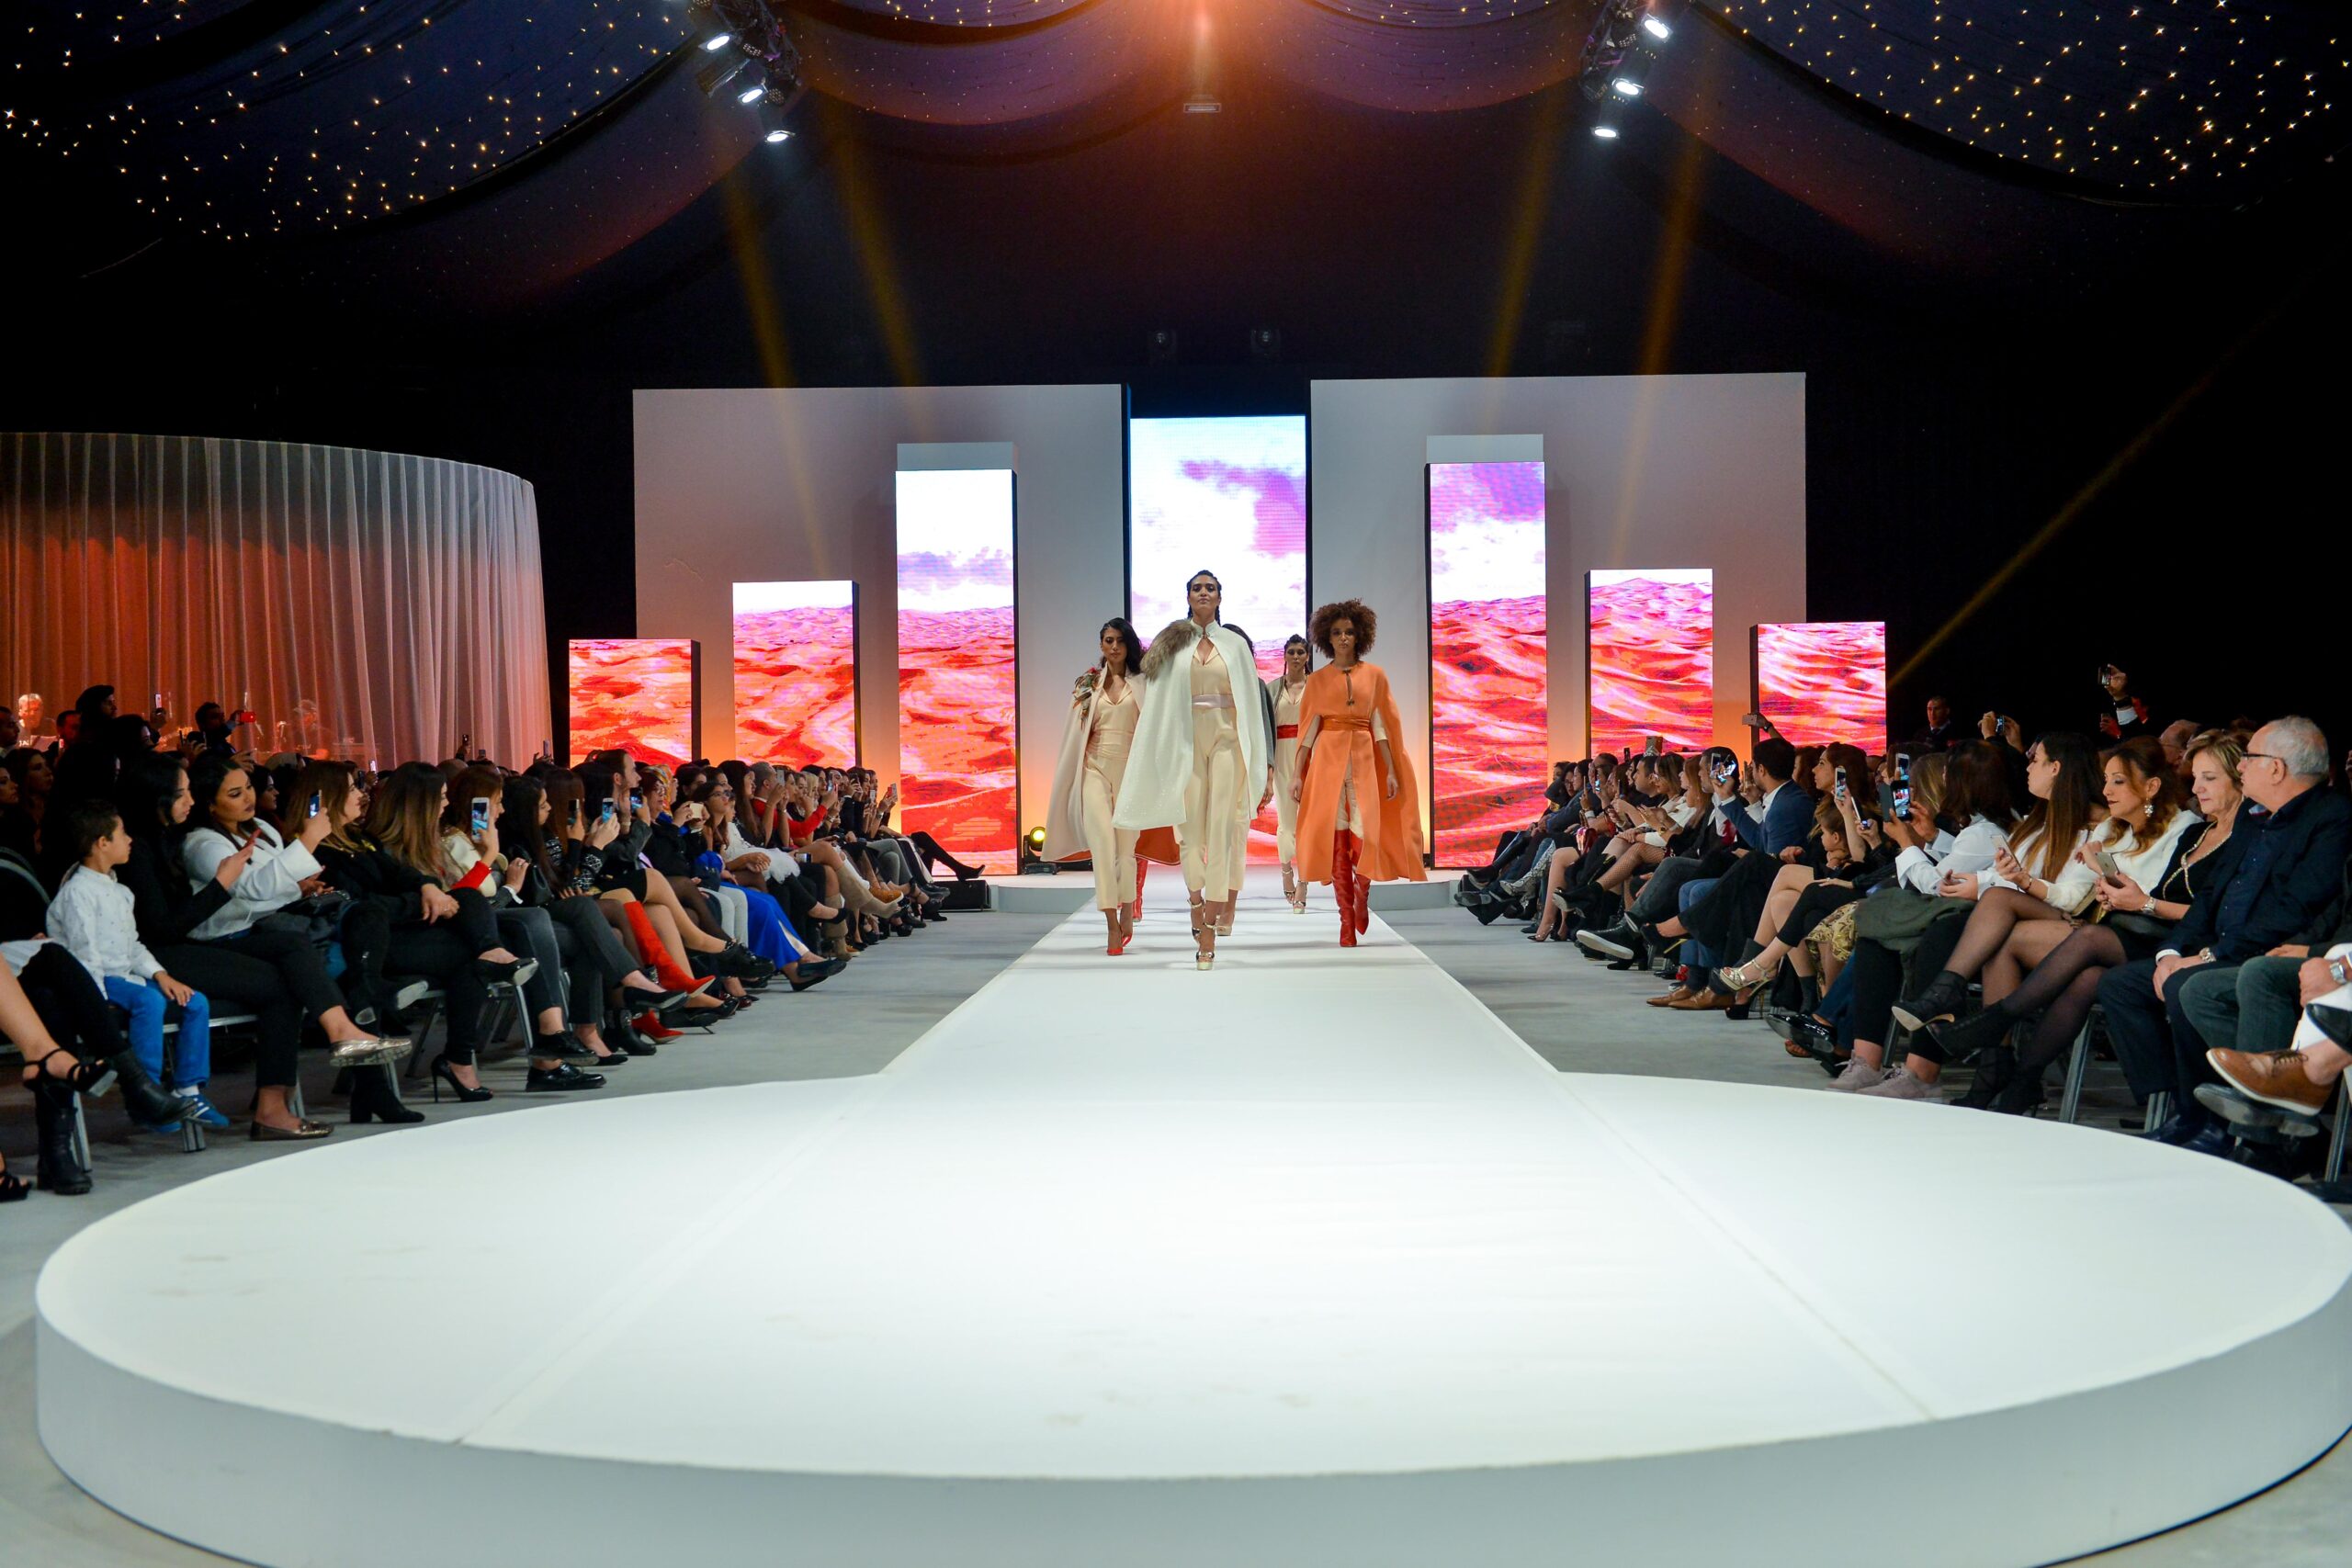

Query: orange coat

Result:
[1294,660,1426,883]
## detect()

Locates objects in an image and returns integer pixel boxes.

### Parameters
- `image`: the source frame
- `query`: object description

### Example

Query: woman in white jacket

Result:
[1043,618,1147,955]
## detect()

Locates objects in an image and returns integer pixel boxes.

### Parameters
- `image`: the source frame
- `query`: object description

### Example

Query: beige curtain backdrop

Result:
[1,433,549,765]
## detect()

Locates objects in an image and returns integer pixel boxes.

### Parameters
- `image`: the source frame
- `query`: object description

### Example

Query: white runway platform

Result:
[37,873,2352,1567]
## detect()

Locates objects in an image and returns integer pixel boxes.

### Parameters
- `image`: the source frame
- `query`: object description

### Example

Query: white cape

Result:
[1111,620,1267,833]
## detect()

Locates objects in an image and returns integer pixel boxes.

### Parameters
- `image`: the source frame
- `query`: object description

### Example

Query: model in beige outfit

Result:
[1270,634,1310,911]
[1082,671,1140,929]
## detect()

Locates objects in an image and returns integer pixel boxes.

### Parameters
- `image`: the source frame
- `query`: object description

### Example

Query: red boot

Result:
[621,900,706,994]
[1332,830,1358,949]
[1348,831,1372,936]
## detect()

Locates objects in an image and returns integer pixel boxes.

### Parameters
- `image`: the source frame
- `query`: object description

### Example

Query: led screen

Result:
[733,581,858,768]
[1127,415,1306,678]
[1587,570,1713,756]
[1429,461,1547,867]
[567,638,696,766]
[1129,414,1306,863]
[1754,621,1887,750]
[896,468,1017,872]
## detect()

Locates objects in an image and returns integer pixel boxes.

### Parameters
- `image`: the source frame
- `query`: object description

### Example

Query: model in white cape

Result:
[1112,571,1268,967]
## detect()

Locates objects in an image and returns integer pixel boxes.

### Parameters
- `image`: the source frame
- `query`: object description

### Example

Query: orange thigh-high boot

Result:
[1332,829,1358,949]
[620,897,703,993]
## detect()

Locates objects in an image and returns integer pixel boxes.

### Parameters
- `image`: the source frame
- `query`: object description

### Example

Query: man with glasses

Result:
[2097,716,2351,1154]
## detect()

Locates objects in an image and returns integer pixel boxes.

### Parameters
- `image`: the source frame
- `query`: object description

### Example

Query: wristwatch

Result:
[2331,955,2352,988]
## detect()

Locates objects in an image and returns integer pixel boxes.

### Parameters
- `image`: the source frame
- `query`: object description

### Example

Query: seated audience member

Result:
[0,705,17,750]
[13,694,49,745]
[496,772,697,1058]
[2158,719,2201,777]
[1924,736,2232,1111]
[46,799,227,1132]
[180,755,407,1136]
[545,768,736,1033]
[1,748,53,859]
[1707,747,1892,996]
[2096,716,2350,1151]
[317,764,597,1102]
[578,754,766,994]
[679,775,841,991]
[2203,908,2352,1124]
[1717,737,1812,856]
[1821,741,2017,1094]
[1577,748,1744,964]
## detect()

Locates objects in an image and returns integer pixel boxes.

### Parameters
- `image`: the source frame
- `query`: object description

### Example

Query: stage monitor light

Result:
[1643,15,1671,40]
[732,581,857,767]
[1753,622,1887,750]
[1587,569,1713,755]
[1592,125,1621,139]
[1429,461,1547,868]
[567,638,698,766]
[1129,413,1306,863]
[1610,77,1642,96]
[704,33,734,51]
[896,467,1018,874]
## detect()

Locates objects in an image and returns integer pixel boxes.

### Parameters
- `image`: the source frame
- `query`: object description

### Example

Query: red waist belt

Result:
[1276,724,1300,739]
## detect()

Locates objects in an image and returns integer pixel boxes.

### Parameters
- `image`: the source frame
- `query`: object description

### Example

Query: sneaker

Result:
[1577,927,1634,961]
[175,1089,233,1130]
[1856,1066,1941,1100]
[1826,1057,1892,1093]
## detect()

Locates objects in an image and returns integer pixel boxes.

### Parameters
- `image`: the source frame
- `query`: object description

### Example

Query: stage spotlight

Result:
[1610,77,1643,97]
[764,128,792,143]
[1147,328,1180,364]
[1593,125,1621,140]
[704,33,734,51]
[738,85,765,104]
[1643,15,1671,40]
[1248,326,1282,364]
[1024,826,1047,853]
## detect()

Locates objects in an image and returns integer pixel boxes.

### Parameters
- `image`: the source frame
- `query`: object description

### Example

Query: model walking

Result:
[1269,634,1310,912]
[1293,599,1426,946]
[1043,618,1147,955]
[1114,570,1267,970]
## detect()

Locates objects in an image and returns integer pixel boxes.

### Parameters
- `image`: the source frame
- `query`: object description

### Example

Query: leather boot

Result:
[1347,832,1371,936]
[1333,831,1358,949]
[107,1051,187,1127]
[34,1078,92,1195]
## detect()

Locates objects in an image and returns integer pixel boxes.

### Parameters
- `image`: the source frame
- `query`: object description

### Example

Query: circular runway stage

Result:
[37,888,2352,1567]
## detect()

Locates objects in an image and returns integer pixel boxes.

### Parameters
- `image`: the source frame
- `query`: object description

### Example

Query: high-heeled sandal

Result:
[0,1153,29,1203]
[22,1047,117,1100]
[1714,957,1776,991]
[1188,893,1207,939]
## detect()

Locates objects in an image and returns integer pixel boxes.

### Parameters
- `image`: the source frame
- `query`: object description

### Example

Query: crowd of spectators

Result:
[2,685,976,1201]
[1452,676,2352,1201]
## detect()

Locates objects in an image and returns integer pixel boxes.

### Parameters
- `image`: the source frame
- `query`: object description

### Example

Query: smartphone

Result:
[1740,712,1765,728]
[598,800,616,824]
[570,800,582,828]
[469,796,491,835]
[1834,766,1849,799]
[1893,784,1913,818]
[307,791,322,819]
[2092,847,2121,879]
[1713,762,1738,784]
[1643,735,1662,756]
[628,792,642,813]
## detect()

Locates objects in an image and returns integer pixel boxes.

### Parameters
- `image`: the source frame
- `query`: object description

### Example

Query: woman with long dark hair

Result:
[1044,616,1148,955]
[1269,634,1312,912]
[1116,570,1270,968]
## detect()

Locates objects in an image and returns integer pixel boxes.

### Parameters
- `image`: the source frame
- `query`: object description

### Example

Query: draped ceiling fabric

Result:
[0,434,550,767]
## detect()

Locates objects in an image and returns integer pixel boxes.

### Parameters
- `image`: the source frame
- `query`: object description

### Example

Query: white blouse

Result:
[1894,815,2006,896]
[183,823,320,941]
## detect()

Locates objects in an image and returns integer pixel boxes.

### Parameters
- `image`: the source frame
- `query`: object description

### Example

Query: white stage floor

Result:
[36,872,2352,1566]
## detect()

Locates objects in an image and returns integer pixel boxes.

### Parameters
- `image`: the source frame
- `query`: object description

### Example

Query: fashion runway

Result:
[34,871,2352,1567]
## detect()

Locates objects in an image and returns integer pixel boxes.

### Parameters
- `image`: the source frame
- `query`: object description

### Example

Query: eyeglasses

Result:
[2242,752,2283,765]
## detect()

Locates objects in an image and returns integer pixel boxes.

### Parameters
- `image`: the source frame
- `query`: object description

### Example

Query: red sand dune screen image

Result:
[568,638,695,766]
[1129,414,1306,863]
[1429,461,1547,867]
[732,581,857,768]
[897,469,1017,873]
[1587,570,1713,755]
[1754,621,1887,749]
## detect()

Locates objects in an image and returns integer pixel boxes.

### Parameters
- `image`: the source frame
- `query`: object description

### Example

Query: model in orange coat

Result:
[1290,599,1426,946]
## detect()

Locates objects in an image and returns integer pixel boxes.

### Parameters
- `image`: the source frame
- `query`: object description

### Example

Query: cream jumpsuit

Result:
[1081,681,1140,911]
[1182,639,1248,905]
[1271,678,1305,863]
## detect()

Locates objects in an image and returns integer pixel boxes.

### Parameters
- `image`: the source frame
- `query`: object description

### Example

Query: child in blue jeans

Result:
[45,800,228,1131]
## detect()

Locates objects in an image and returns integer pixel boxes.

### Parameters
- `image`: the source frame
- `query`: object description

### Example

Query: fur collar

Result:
[1141,617,1207,680]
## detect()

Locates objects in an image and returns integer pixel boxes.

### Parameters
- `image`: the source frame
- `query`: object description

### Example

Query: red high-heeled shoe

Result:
[632,1012,684,1043]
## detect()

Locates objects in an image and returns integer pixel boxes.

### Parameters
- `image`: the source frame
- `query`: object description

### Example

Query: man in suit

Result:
[2098,716,2351,1154]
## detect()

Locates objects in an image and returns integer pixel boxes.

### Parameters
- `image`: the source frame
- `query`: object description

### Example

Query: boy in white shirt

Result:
[46,800,227,1131]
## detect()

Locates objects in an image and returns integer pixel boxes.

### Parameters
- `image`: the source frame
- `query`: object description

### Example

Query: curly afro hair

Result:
[1308,599,1377,658]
